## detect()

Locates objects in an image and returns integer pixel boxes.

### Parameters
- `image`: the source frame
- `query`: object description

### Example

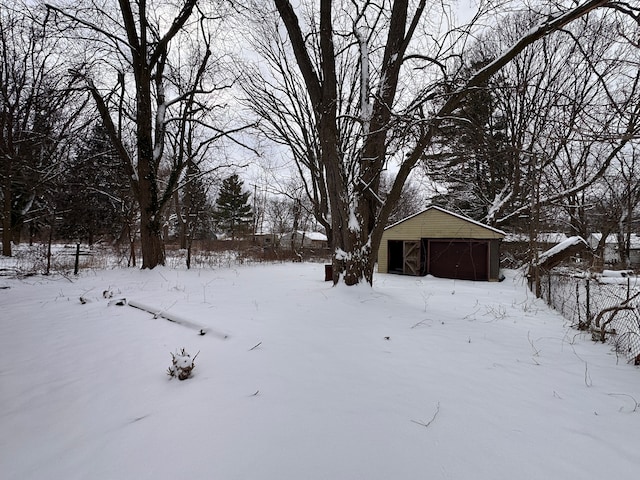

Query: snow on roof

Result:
[283,231,327,241]
[385,205,506,236]
[536,236,589,266]
[305,231,328,241]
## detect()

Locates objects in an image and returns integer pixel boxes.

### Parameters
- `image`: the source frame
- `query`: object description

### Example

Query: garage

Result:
[378,206,505,281]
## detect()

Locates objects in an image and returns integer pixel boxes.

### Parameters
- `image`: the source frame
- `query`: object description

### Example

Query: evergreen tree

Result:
[427,58,513,223]
[55,123,133,244]
[213,174,252,240]
[174,161,216,248]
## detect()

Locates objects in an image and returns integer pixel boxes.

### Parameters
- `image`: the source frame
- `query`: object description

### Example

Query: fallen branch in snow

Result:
[249,341,262,351]
[411,402,441,428]
[584,363,592,388]
[128,300,229,339]
[607,393,639,413]
[527,332,541,365]
[411,319,430,329]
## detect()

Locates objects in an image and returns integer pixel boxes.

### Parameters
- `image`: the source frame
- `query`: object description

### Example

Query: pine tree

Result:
[214,174,252,240]
[427,58,512,223]
[55,123,132,244]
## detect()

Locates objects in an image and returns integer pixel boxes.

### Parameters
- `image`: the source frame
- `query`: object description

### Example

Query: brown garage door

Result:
[427,240,489,280]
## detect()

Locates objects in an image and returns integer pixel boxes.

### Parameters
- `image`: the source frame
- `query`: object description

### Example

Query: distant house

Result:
[503,232,568,245]
[631,235,640,265]
[588,233,640,266]
[378,206,505,281]
[280,231,328,250]
[587,233,620,264]
[254,233,278,249]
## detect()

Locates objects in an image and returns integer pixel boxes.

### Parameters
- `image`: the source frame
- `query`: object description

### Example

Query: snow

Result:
[298,231,327,242]
[1,263,639,480]
[153,103,166,162]
[602,269,635,278]
[348,208,360,233]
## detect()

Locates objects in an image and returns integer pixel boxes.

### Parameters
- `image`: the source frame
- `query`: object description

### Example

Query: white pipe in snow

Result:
[127,300,229,340]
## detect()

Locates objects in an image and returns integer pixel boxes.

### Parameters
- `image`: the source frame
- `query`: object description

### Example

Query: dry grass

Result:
[0,240,331,277]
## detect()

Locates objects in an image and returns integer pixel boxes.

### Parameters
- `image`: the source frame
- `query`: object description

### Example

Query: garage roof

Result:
[385,206,506,237]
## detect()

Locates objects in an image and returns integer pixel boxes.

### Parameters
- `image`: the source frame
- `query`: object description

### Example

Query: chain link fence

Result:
[537,270,640,364]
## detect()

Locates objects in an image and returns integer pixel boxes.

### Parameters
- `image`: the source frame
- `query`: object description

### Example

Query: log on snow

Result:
[127,300,229,339]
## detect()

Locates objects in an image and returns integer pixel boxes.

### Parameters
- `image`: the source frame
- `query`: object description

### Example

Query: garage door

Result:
[427,240,489,280]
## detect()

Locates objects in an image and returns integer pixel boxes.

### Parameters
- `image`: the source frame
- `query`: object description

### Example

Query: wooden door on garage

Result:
[426,240,489,280]
[387,240,422,275]
[403,241,420,275]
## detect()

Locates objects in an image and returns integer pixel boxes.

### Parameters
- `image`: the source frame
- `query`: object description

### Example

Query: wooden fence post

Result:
[74,243,80,275]
[46,224,53,276]
[585,278,590,328]
[627,276,630,301]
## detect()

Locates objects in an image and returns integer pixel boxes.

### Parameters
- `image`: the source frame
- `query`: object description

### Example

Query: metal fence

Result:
[537,271,640,364]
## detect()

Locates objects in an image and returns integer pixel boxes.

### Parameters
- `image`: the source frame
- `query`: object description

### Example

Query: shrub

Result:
[167,348,198,380]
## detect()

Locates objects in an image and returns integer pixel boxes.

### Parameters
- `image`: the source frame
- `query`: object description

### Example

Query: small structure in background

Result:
[253,232,279,249]
[280,231,328,251]
[528,236,591,299]
[533,236,590,271]
[501,232,569,268]
[378,206,505,281]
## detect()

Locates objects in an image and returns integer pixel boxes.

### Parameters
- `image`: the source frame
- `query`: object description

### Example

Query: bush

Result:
[167,348,198,380]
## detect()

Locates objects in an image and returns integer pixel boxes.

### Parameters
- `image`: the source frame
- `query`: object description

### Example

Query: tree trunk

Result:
[139,206,165,269]
[186,241,192,269]
[332,230,376,285]
[129,228,136,267]
[133,34,166,269]
[2,167,11,256]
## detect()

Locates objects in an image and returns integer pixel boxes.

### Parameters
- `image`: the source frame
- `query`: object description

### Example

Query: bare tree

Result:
[380,173,426,225]
[427,10,639,239]
[241,22,332,246]
[162,28,240,263]
[250,0,612,285]
[46,0,237,268]
[500,13,639,232]
[265,196,293,234]
[589,146,640,266]
[0,1,89,256]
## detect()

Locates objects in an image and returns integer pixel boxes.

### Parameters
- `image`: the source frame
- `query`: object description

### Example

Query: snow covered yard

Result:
[1,263,639,480]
